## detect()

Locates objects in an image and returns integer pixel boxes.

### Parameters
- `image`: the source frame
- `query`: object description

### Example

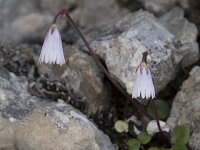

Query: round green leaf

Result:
[172,125,190,145]
[114,120,129,133]
[171,144,187,150]
[137,131,152,144]
[147,100,170,120]
[127,138,141,150]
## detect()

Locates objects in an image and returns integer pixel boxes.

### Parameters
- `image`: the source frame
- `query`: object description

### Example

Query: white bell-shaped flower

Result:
[39,24,65,65]
[132,62,155,99]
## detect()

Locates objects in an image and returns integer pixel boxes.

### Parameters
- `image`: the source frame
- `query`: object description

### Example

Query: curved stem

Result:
[54,9,148,117]
[150,99,162,133]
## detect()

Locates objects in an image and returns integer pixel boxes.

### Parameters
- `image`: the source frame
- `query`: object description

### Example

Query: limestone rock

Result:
[138,0,176,16]
[167,66,200,150]
[0,116,15,150]
[37,45,111,114]
[11,13,52,43]
[89,10,176,95]
[71,0,128,29]
[0,43,110,115]
[146,120,169,135]
[0,0,128,43]
[0,0,49,43]
[159,7,199,67]
[0,66,114,150]
[16,101,114,150]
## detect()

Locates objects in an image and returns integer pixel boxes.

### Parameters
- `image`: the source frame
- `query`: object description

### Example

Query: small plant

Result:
[114,120,190,150]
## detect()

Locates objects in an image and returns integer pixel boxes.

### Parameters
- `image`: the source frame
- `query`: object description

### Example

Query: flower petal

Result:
[39,24,65,65]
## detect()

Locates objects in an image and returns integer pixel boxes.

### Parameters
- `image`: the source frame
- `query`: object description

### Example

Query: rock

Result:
[159,7,199,67]
[167,66,200,149]
[37,45,111,114]
[178,0,190,9]
[40,0,77,14]
[138,0,176,16]
[146,120,169,135]
[0,0,48,43]
[0,116,15,150]
[88,10,176,95]
[0,66,115,150]
[0,0,128,43]
[11,13,52,43]
[0,42,110,115]
[71,0,128,29]
[16,101,114,150]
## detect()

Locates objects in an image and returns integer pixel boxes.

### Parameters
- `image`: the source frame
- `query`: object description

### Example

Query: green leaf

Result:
[127,138,141,150]
[172,125,190,145]
[114,120,129,133]
[171,144,188,150]
[148,147,169,150]
[148,147,160,150]
[147,100,170,120]
[137,131,152,144]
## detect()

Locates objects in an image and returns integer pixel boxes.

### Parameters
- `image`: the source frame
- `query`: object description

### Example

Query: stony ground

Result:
[0,0,199,150]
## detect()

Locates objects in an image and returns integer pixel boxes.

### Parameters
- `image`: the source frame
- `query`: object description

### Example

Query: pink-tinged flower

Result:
[132,52,155,99]
[39,24,65,65]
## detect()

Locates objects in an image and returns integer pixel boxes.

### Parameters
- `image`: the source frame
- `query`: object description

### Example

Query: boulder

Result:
[0,66,115,150]
[0,0,128,43]
[88,10,176,95]
[159,7,199,67]
[37,45,111,114]
[167,66,200,150]
[0,43,111,115]
[138,0,176,16]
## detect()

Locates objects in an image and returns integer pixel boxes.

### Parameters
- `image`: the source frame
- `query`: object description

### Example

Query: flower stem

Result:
[54,9,148,117]
[150,99,172,147]
[150,99,162,133]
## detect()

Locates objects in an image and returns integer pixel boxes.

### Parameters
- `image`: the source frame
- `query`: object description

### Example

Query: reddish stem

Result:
[53,9,148,117]
[150,99,162,133]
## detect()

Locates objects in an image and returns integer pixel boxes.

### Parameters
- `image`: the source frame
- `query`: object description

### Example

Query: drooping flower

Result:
[39,24,65,65]
[132,52,155,99]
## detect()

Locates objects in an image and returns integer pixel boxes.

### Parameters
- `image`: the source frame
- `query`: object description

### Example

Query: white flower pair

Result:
[39,24,155,99]
[39,24,65,65]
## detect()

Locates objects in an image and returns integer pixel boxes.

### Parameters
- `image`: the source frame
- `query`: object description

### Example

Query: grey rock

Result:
[71,0,128,29]
[0,116,15,150]
[0,67,39,120]
[178,0,190,9]
[89,10,176,95]
[0,42,111,115]
[0,0,128,43]
[11,13,52,43]
[159,7,199,67]
[167,66,200,150]
[16,100,114,150]
[138,0,176,16]
[0,66,114,150]
[0,0,51,43]
[37,45,111,114]
[40,0,77,14]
